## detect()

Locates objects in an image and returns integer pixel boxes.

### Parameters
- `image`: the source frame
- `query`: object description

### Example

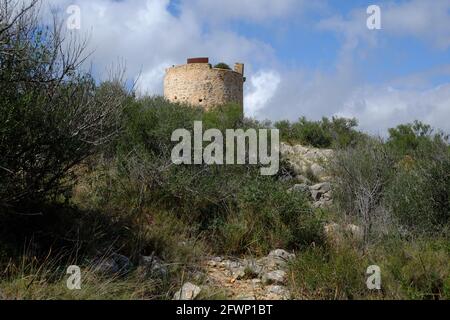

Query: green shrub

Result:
[0,4,127,211]
[214,63,231,70]
[329,137,395,240]
[275,116,361,148]
[103,98,322,255]
[220,176,321,254]
[378,238,450,299]
[289,237,450,300]
[385,141,450,233]
[387,121,449,157]
[289,245,371,299]
[331,125,449,238]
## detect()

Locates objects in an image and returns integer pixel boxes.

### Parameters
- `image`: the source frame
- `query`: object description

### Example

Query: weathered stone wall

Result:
[164,62,244,110]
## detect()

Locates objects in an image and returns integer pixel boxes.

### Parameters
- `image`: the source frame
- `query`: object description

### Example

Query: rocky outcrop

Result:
[139,255,168,278]
[280,142,333,182]
[310,182,332,208]
[289,182,333,208]
[262,270,287,285]
[173,282,202,300]
[92,253,133,276]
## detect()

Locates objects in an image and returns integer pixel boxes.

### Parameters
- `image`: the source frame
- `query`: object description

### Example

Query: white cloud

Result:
[338,84,450,135]
[383,0,450,49]
[43,0,276,92]
[318,0,450,50]
[244,70,281,118]
[182,0,305,23]
[254,67,450,135]
[135,61,174,96]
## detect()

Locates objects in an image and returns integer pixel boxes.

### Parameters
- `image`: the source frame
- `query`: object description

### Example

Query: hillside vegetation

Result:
[1,0,449,300]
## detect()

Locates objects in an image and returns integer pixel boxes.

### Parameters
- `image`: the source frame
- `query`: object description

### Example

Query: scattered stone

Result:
[231,268,246,280]
[262,270,287,285]
[310,182,331,200]
[207,260,218,267]
[313,199,333,208]
[266,285,290,299]
[268,249,295,261]
[243,260,263,278]
[93,258,119,275]
[309,182,333,207]
[202,250,294,300]
[280,142,333,182]
[173,282,201,300]
[251,279,262,286]
[310,181,331,192]
[93,253,132,276]
[139,255,168,278]
[236,295,256,300]
[258,249,295,271]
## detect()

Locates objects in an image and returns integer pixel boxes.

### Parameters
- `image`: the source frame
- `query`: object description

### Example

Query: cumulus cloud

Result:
[182,0,305,23]
[318,0,450,50]
[383,0,450,49]
[43,0,276,91]
[244,70,281,118]
[337,84,450,136]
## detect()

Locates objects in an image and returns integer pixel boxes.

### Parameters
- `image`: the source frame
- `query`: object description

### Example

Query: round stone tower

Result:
[164,57,245,110]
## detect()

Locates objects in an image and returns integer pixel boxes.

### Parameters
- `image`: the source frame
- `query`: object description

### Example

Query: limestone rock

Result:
[310,182,333,208]
[268,249,295,261]
[173,282,201,300]
[262,270,287,285]
[236,295,256,300]
[310,182,331,200]
[93,253,132,276]
[139,255,168,278]
[266,285,290,299]
[280,142,333,182]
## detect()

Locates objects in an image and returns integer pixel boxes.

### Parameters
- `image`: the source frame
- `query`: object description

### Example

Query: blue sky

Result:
[46,0,450,134]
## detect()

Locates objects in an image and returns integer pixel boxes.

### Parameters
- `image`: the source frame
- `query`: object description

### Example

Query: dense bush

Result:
[275,116,361,148]
[385,137,450,233]
[329,137,395,239]
[214,63,231,70]
[330,123,450,238]
[0,1,127,211]
[2,1,449,301]
[289,238,450,300]
[387,120,449,157]
[98,97,321,255]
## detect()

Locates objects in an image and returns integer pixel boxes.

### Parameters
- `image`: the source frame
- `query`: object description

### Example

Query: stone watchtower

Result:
[164,57,245,110]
